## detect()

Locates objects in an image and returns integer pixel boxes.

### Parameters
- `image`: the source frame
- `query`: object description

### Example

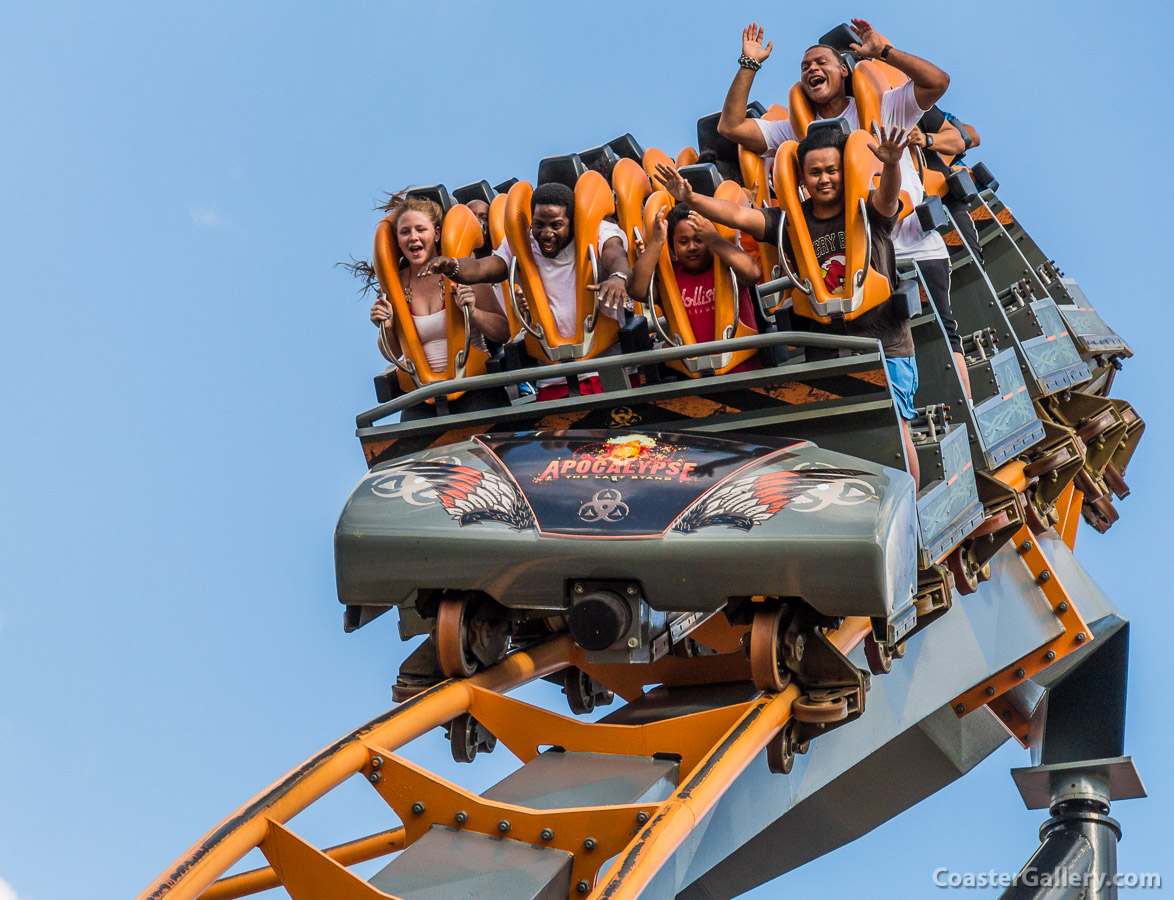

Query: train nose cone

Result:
[568,591,633,651]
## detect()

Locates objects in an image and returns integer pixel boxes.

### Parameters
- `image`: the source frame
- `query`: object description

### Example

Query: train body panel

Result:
[335,429,917,621]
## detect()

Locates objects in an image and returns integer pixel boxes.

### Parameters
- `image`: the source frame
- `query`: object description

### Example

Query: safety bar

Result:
[357,331,882,427]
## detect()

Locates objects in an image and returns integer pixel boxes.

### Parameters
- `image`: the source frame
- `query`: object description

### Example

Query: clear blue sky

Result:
[1,2,1169,899]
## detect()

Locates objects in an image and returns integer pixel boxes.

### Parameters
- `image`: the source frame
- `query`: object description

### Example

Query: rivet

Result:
[540,828,554,842]
[1037,570,1051,583]
[985,686,996,697]
[955,703,966,714]
[577,881,591,894]
[1056,601,1069,613]
[498,819,511,833]
[627,637,639,648]
[573,583,585,594]
[1075,632,1087,643]
[1002,711,1012,721]
[1015,668,1026,679]
[411,802,425,815]
[1019,540,1033,553]
[584,837,597,851]
[370,756,383,769]
[1045,650,1056,661]
[636,811,649,825]
[368,772,382,784]
[455,811,468,825]
[626,584,638,596]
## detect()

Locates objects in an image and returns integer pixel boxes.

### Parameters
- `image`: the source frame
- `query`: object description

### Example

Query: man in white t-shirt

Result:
[717,19,971,396]
[423,182,632,399]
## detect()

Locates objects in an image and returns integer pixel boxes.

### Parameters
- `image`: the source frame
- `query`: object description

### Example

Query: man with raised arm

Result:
[654,123,921,486]
[421,182,632,400]
[717,20,971,398]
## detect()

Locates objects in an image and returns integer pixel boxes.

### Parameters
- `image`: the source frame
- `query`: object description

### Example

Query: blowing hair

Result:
[379,189,444,264]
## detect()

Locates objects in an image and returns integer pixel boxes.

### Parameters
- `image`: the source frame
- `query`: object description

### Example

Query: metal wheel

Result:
[450,713,479,763]
[436,596,478,678]
[792,694,848,724]
[750,605,791,693]
[564,666,594,715]
[1024,447,1071,480]
[864,633,892,675]
[449,713,496,764]
[767,722,803,775]
[1076,410,1116,443]
[1024,499,1051,535]
[947,546,978,596]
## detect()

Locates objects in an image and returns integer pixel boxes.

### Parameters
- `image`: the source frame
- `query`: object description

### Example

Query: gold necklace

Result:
[403,269,445,309]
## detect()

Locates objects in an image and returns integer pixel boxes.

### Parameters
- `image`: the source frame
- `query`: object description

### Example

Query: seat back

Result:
[642,147,676,191]
[372,204,489,396]
[452,180,494,207]
[676,146,699,168]
[405,184,454,215]
[642,183,758,376]
[503,175,620,362]
[537,153,587,189]
[773,130,893,324]
[611,157,651,268]
[488,193,522,335]
[851,60,931,211]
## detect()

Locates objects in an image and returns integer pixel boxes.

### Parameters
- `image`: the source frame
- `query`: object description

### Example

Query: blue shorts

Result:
[885,356,919,420]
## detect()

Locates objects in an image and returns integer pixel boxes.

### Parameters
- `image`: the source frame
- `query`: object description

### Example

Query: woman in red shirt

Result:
[630,203,763,370]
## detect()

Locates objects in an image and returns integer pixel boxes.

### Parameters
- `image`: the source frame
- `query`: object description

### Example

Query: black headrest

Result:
[493,177,520,195]
[405,184,454,214]
[818,23,860,52]
[579,144,620,180]
[695,112,745,186]
[452,180,494,206]
[805,117,853,141]
[537,153,587,189]
[677,163,723,198]
[747,101,767,118]
[607,133,645,161]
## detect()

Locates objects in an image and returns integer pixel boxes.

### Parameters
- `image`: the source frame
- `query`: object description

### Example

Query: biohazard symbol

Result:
[578,488,630,523]
[608,406,642,428]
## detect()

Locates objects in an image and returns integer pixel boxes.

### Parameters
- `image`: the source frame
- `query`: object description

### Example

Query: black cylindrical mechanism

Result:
[568,591,632,651]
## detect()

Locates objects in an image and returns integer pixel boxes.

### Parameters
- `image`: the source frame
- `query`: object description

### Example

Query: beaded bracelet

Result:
[738,55,762,71]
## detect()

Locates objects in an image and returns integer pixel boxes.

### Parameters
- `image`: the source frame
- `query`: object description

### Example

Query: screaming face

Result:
[396,210,440,267]
[800,47,848,108]
[531,203,572,258]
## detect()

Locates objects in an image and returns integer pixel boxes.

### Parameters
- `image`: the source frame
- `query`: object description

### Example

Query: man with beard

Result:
[422,182,632,399]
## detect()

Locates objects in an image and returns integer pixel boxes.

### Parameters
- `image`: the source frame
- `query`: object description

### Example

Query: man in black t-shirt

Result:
[655,124,921,486]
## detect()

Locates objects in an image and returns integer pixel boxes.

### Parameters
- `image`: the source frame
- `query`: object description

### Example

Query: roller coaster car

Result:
[336,426,917,683]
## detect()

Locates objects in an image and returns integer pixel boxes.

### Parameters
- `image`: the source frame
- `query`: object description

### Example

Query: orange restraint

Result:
[372,204,490,399]
[487,193,522,335]
[503,172,621,363]
[772,129,893,325]
[641,181,758,376]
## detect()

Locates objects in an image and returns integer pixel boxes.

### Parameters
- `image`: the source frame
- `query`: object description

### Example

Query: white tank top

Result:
[412,308,491,373]
[413,308,448,371]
